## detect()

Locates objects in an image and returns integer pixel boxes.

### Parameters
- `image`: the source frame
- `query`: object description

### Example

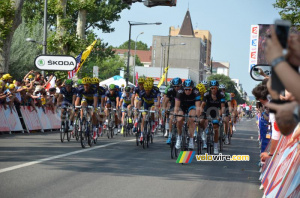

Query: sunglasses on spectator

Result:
[184,88,192,91]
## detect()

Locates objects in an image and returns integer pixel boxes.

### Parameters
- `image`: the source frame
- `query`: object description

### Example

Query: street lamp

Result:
[133,32,144,85]
[160,42,186,84]
[126,21,161,86]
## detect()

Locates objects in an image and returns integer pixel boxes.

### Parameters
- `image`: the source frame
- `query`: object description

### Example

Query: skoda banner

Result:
[34,55,76,71]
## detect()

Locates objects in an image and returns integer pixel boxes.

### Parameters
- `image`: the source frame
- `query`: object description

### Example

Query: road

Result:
[0,118,263,198]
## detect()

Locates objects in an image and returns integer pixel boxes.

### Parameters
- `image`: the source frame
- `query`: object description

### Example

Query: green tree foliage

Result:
[79,55,125,80]
[22,0,129,55]
[273,0,300,29]
[0,0,15,48]
[207,74,246,104]
[8,22,44,78]
[118,40,149,50]
[135,55,143,66]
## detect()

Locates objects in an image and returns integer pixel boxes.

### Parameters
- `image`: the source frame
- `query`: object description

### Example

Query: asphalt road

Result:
[0,118,263,198]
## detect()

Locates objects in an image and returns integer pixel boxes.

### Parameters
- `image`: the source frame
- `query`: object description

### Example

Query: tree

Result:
[0,0,25,73]
[207,74,245,104]
[273,0,300,29]
[118,40,149,50]
[22,0,130,56]
[8,22,44,78]
[135,55,143,66]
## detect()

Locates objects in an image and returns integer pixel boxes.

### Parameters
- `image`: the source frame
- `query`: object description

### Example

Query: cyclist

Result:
[195,82,207,143]
[201,80,208,90]
[138,81,157,141]
[147,78,161,132]
[219,84,231,145]
[57,79,77,130]
[132,77,145,131]
[200,80,225,154]
[115,85,123,131]
[230,93,238,133]
[120,86,134,133]
[163,77,182,144]
[104,84,120,130]
[174,79,201,150]
[75,77,99,139]
[91,77,106,135]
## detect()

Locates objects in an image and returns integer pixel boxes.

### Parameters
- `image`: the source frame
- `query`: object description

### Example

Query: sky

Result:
[94,0,282,96]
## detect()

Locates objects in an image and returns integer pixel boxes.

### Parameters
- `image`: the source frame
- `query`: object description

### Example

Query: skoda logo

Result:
[37,59,45,66]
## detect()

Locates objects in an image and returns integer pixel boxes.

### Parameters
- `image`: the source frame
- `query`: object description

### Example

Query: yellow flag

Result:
[77,40,97,73]
[157,65,169,88]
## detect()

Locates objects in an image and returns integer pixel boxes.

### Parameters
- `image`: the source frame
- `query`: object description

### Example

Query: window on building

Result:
[153,50,156,58]
[153,40,156,48]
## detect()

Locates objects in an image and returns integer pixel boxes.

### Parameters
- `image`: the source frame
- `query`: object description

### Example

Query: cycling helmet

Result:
[125,86,131,93]
[219,84,226,89]
[147,77,154,83]
[2,74,12,80]
[196,83,207,95]
[138,78,145,84]
[91,77,100,84]
[171,77,182,86]
[210,80,219,87]
[115,85,120,90]
[201,80,208,85]
[144,82,153,91]
[8,84,15,90]
[77,79,82,85]
[183,79,194,88]
[82,77,91,85]
[65,79,73,86]
[109,84,115,90]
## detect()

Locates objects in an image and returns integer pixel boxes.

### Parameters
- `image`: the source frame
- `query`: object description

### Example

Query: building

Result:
[212,61,230,76]
[170,26,212,68]
[113,48,152,67]
[232,78,243,95]
[151,10,207,84]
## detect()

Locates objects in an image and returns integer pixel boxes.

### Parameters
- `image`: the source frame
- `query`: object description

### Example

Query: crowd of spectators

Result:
[0,70,61,113]
[251,26,300,161]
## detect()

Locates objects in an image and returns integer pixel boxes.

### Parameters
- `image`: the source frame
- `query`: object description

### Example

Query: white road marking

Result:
[0,139,135,174]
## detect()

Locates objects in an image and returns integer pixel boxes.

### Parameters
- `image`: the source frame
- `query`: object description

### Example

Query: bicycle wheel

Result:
[219,124,224,152]
[66,123,71,142]
[60,122,66,143]
[94,127,98,144]
[75,118,80,141]
[228,125,232,144]
[88,123,93,147]
[80,119,88,148]
[181,126,187,151]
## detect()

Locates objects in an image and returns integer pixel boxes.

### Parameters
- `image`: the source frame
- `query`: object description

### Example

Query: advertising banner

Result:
[20,106,42,131]
[0,106,10,132]
[36,107,52,130]
[3,107,23,132]
[249,25,259,72]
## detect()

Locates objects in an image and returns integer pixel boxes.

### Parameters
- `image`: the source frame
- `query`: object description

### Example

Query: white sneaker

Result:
[225,137,229,145]
[164,131,168,138]
[214,146,219,155]
[188,140,194,149]
[175,138,181,149]
[233,125,236,132]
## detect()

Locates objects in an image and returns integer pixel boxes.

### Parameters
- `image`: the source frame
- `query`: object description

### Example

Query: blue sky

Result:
[95,0,282,96]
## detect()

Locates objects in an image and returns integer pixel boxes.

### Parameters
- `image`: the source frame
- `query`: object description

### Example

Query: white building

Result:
[212,61,230,76]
